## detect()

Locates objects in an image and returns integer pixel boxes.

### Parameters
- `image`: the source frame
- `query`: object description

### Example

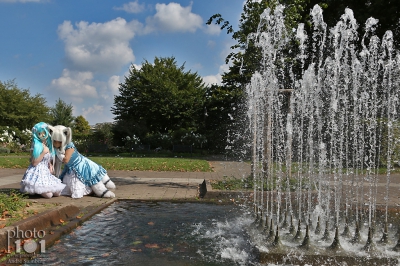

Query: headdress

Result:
[31,122,55,159]
[48,125,72,153]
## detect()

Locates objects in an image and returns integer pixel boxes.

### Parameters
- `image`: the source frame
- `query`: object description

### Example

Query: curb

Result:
[0,199,117,262]
[0,204,79,253]
[40,199,117,251]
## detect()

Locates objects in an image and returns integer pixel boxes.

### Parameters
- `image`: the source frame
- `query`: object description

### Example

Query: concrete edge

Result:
[0,199,117,262]
[40,199,118,251]
[0,204,80,253]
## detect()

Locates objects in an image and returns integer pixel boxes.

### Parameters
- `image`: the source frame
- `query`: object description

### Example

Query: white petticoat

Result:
[20,153,66,195]
[61,171,92,199]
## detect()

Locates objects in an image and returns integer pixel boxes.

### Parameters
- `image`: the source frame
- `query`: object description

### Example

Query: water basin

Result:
[27,201,258,266]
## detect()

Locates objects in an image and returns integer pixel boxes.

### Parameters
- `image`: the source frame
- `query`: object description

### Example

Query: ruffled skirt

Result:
[21,159,66,195]
[61,171,92,199]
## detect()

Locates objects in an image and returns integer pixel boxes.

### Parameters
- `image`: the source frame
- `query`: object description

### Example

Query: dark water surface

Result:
[27,201,258,266]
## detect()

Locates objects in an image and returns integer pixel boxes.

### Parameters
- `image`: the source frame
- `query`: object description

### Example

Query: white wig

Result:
[48,125,72,152]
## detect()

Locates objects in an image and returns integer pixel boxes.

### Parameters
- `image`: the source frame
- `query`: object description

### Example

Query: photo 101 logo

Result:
[7,226,46,253]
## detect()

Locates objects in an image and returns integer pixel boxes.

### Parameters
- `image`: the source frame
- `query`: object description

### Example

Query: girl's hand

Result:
[49,162,54,174]
[43,144,49,154]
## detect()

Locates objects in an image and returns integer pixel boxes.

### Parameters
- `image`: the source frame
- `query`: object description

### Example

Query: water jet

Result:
[246,3,400,265]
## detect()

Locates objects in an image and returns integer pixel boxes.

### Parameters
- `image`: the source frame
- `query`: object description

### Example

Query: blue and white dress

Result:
[60,142,107,198]
[20,153,66,195]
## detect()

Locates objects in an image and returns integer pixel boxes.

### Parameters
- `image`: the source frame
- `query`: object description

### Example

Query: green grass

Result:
[0,156,30,168]
[0,155,213,172]
[0,190,28,225]
[211,175,254,190]
[90,157,212,172]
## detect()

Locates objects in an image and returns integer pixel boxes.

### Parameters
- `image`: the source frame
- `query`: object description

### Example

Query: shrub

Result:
[0,147,10,154]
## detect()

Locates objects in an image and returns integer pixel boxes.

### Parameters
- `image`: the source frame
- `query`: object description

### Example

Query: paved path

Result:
[1,162,400,206]
[0,161,252,207]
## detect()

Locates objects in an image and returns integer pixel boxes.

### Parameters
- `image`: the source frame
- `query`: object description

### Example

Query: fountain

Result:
[244,4,400,265]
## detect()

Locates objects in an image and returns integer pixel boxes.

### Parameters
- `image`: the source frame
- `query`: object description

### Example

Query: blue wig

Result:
[31,122,55,159]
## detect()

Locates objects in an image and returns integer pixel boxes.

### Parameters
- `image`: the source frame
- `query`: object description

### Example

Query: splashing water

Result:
[243,3,400,264]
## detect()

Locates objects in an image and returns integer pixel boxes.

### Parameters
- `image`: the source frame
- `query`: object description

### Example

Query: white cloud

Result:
[81,105,105,123]
[107,75,122,96]
[144,2,202,33]
[202,74,221,86]
[48,69,120,124]
[204,23,221,35]
[49,69,98,103]
[57,17,136,74]
[113,0,145,14]
[203,62,230,86]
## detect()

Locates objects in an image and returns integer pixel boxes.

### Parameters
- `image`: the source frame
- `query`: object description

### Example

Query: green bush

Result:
[0,147,10,154]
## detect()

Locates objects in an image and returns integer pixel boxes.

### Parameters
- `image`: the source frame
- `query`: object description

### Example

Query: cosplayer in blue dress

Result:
[60,142,111,198]
[20,122,66,198]
[49,125,115,199]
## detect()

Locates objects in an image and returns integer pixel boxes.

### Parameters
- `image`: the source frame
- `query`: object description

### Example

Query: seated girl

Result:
[20,122,66,198]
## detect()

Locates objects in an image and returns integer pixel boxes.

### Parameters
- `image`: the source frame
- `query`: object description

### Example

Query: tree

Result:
[0,79,50,130]
[207,0,308,90]
[49,98,75,127]
[90,122,114,146]
[112,56,206,141]
[202,84,244,151]
[208,0,400,93]
[73,115,91,135]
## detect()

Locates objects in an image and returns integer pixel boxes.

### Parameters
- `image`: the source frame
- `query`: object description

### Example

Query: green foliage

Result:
[208,0,400,99]
[72,116,91,151]
[73,115,91,134]
[142,132,171,150]
[49,98,75,127]
[0,190,27,216]
[207,1,281,88]
[112,56,206,140]
[0,80,51,130]
[0,147,10,154]
[203,84,242,151]
[89,123,114,146]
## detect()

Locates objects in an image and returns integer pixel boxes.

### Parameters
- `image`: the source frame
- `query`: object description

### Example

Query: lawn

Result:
[0,155,213,172]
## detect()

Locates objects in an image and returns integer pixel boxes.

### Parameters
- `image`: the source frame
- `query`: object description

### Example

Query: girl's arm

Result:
[62,148,74,163]
[31,144,49,166]
[49,159,54,174]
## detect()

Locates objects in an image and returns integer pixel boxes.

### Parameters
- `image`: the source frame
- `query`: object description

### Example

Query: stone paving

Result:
[0,160,251,204]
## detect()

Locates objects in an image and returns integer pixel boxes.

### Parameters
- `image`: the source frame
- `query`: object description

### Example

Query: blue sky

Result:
[0,0,245,125]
